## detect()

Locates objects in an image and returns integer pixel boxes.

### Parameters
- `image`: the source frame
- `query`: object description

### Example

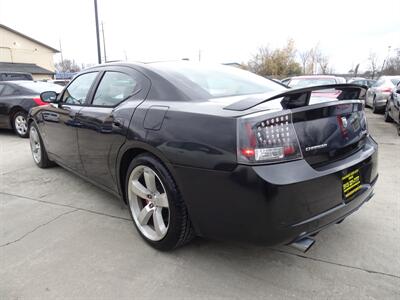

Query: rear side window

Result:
[390,79,400,85]
[1,85,18,96]
[92,72,138,107]
[0,84,4,94]
[62,72,98,105]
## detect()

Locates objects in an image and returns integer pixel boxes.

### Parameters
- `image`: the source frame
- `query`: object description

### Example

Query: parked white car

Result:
[365,76,400,113]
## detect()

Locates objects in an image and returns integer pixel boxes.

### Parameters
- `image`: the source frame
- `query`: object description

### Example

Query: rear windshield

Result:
[0,73,33,81]
[150,62,284,99]
[16,81,63,93]
[288,78,336,88]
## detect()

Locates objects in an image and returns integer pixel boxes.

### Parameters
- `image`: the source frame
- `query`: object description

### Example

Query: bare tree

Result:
[368,53,379,79]
[55,59,81,73]
[317,54,329,74]
[247,39,302,77]
[299,50,312,74]
[381,51,400,75]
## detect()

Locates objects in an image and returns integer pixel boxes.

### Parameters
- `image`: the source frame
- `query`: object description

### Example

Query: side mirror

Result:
[396,87,400,94]
[40,91,58,103]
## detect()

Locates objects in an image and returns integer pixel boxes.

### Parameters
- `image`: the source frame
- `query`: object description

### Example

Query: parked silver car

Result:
[384,82,400,135]
[365,76,400,113]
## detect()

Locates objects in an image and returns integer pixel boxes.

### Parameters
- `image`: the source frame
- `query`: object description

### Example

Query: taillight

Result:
[380,87,392,93]
[32,96,47,106]
[237,111,303,164]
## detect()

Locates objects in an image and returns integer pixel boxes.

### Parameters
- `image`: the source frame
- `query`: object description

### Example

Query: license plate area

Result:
[342,168,362,201]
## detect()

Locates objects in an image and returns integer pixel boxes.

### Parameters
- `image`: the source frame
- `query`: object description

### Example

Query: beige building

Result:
[0,24,59,80]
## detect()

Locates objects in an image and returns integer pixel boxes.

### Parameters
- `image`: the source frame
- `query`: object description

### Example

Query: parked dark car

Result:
[365,76,400,113]
[28,62,378,251]
[384,82,400,135]
[0,72,33,81]
[0,81,62,137]
[348,78,376,88]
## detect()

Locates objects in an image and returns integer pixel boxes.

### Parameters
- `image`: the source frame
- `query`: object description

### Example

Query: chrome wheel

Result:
[14,115,28,136]
[128,165,170,241]
[29,126,41,164]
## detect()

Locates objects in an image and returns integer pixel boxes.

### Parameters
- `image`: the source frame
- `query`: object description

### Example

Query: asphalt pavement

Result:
[0,109,399,299]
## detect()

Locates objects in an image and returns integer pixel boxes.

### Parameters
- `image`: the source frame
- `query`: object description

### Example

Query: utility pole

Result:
[59,40,64,63]
[101,21,107,63]
[94,0,102,64]
[381,45,392,73]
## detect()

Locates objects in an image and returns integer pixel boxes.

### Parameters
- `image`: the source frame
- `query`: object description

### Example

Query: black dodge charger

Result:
[28,62,378,251]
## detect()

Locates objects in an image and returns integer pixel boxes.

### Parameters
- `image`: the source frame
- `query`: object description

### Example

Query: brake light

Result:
[379,87,392,93]
[237,111,303,164]
[32,96,47,106]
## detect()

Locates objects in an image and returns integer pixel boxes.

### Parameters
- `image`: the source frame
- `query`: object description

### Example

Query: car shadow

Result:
[0,128,16,136]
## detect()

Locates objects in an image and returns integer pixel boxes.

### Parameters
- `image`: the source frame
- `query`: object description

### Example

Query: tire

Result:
[372,97,382,114]
[125,153,194,251]
[29,122,55,168]
[12,111,29,138]
[384,102,393,122]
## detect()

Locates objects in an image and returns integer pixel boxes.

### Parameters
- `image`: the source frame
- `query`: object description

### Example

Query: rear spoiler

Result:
[224,84,367,111]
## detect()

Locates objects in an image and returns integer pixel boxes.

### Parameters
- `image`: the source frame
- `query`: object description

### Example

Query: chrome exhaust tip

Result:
[289,237,315,253]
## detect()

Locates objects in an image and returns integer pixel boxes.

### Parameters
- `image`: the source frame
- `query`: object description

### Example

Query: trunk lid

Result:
[227,84,368,167]
[292,101,368,167]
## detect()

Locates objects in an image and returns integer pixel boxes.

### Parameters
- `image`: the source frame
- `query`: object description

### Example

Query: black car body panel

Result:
[28,62,378,246]
[172,136,377,244]
[0,95,37,128]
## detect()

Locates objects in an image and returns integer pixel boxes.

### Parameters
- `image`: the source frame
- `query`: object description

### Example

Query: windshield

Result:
[150,62,284,99]
[289,78,336,88]
[16,81,63,93]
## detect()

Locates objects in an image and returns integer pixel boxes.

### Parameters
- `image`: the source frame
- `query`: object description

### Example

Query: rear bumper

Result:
[174,135,378,245]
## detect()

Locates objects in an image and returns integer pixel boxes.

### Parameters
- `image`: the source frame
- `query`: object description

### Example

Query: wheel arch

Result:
[9,106,27,128]
[117,143,179,205]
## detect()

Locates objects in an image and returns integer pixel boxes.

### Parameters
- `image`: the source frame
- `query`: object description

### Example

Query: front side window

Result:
[92,72,137,107]
[62,72,98,105]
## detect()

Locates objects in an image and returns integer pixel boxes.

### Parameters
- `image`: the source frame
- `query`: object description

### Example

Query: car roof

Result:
[1,80,41,85]
[290,75,338,79]
[380,75,400,79]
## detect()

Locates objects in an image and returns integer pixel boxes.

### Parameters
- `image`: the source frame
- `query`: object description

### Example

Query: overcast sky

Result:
[0,0,399,72]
